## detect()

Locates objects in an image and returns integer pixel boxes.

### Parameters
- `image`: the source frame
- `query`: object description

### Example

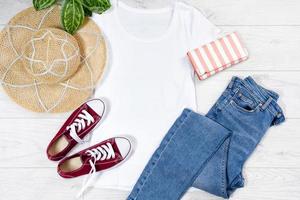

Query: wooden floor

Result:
[1,0,300,199]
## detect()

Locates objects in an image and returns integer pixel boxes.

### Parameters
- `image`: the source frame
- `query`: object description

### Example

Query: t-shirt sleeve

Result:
[187,6,221,50]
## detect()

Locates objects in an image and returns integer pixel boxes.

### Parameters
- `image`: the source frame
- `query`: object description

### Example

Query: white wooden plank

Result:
[0,118,299,168]
[1,168,299,200]
[245,119,300,168]
[0,89,70,119]
[221,26,300,71]
[0,118,92,168]
[118,0,300,25]
[1,0,300,25]
[0,168,82,200]
[0,0,31,24]
[187,0,300,26]
[187,168,300,200]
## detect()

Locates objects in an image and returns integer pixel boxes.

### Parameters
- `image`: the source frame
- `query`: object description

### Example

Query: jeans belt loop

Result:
[261,97,273,110]
[228,79,235,89]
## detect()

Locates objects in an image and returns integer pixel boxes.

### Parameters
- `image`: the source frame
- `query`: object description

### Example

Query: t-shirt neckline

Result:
[113,0,178,43]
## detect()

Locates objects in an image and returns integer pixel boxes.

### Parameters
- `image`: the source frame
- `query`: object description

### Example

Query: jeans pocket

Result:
[226,87,261,114]
[229,98,260,114]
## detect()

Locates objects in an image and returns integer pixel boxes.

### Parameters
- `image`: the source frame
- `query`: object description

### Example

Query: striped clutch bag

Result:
[187,32,248,80]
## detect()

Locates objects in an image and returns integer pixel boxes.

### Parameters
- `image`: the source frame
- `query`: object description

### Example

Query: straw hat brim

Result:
[0,6,107,113]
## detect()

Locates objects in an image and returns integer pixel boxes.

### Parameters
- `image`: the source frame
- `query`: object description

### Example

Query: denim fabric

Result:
[127,109,231,200]
[192,76,285,198]
[127,76,285,200]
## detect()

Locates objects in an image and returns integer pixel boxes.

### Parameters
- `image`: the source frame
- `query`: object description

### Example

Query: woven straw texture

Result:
[0,6,107,113]
[22,28,81,84]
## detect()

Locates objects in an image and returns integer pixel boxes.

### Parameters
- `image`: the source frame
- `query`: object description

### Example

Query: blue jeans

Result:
[127,76,285,200]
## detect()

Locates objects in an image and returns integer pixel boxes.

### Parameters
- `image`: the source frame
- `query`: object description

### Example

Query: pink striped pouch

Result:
[187,32,248,80]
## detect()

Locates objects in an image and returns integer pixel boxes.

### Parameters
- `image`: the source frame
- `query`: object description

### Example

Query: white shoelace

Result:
[77,142,116,198]
[66,110,95,144]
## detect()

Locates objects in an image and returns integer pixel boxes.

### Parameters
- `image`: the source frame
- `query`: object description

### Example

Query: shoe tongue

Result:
[80,151,93,163]
[77,155,93,170]
[64,129,74,141]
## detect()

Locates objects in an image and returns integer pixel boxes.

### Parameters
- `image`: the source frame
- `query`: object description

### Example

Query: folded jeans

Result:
[127,76,285,200]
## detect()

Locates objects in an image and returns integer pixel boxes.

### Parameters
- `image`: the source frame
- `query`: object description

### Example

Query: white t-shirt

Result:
[91,0,220,190]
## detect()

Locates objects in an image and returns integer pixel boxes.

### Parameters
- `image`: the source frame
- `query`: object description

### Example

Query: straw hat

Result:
[0,6,107,113]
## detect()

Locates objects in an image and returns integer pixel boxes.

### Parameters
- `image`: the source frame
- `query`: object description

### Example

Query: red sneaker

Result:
[46,99,105,161]
[57,137,132,178]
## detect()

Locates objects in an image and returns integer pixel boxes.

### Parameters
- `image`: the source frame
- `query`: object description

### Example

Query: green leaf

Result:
[83,6,93,16]
[33,0,57,10]
[82,0,111,14]
[61,0,85,34]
